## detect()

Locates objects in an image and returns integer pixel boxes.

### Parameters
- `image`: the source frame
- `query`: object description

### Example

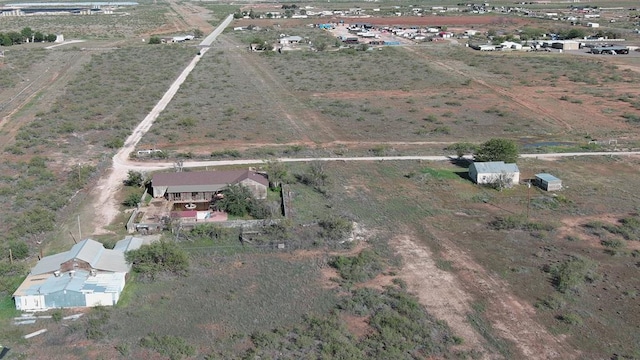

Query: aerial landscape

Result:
[0,0,639,359]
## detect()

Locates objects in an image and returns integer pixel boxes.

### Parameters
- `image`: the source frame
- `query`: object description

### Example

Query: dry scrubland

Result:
[1,5,640,359]
[0,0,168,38]
[139,29,640,160]
[4,158,640,358]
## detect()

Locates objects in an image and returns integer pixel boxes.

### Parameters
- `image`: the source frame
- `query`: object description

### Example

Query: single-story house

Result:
[279,36,302,45]
[469,161,520,186]
[535,173,562,191]
[13,237,149,311]
[500,41,523,50]
[151,170,269,201]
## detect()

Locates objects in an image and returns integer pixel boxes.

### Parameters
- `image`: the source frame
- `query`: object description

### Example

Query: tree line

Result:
[1,27,58,46]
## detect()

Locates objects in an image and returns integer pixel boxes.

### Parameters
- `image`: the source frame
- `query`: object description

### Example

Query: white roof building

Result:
[13,237,150,311]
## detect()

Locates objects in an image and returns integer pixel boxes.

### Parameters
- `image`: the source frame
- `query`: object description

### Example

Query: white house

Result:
[279,36,303,45]
[587,22,600,28]
[500,41,523,50]
[469,161,520,186]
[13,237,150,311]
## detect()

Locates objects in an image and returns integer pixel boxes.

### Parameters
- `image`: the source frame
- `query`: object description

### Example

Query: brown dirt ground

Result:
[424,221,581,359]
[392,233,493,358]
[557,214,640,251]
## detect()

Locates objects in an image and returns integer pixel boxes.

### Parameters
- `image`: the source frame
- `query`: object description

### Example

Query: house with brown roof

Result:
[151,170,269,201]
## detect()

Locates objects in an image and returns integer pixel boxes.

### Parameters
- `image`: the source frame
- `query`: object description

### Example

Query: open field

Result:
[137,26,640,159]
[1,5,640,360]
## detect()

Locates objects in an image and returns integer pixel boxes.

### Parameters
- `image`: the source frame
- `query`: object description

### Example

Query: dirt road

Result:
[91,17,231,234]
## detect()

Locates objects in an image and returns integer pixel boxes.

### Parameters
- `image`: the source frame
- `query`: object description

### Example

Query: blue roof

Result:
[15,270,125,297]
[471,161,519,174]
[536,173,561,182]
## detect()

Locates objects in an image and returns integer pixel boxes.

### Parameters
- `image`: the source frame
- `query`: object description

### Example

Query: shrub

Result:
[557,313,583,325]
[148,36,161,45]
[535,294,566,310]
[329,249,384,282]
[140,333,195,360]
[122,193,140,207]
[125,241,189,281]
[550,255,598,293]
[318,216,353,242]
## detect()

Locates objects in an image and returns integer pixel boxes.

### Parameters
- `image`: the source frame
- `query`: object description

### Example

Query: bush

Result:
[148,36,161,45]
[550,255,598,293]
[122,193,140,207]
[125,241,189,281]
[557,313,583,325]
[318,216,353,242]
[329,249,384,282]
[140,333,195,360]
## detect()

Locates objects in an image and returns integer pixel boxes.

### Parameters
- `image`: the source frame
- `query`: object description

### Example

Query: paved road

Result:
[200,14,234,47]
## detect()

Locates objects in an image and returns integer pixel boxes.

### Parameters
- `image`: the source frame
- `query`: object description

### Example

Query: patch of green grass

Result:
[0,295,20,320]
[420,167,460,180]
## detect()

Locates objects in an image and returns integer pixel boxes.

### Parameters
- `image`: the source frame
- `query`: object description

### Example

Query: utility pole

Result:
[78,215,82,240]
[526,182,531,220]
[9,248,13,264]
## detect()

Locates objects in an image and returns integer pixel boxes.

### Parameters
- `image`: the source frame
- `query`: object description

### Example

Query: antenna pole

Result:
[69,231,78,244]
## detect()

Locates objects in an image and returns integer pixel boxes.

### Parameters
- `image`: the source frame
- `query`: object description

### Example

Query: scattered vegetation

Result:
[125,241,189,281]
[548,255,599,294]
[330,249,384,283]
[140,333,196,360]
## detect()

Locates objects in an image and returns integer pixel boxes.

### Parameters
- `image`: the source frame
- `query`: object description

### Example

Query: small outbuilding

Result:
[469,161,520,186]
[535,173,562,191]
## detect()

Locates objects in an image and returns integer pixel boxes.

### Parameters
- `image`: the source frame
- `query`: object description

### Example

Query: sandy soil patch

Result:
[425,223,581,359]
[391,233,492,358]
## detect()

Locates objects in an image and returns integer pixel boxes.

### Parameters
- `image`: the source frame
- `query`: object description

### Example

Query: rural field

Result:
[0,0,640,359]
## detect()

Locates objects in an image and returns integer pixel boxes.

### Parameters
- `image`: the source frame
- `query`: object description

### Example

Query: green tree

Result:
[123,193,140,207]
[46,34,57,42]
[446,142,477,158]
[0,33,11,46]
[265,160,288,189]
[474,138,519,163]
[216,184,268,218]
[148,36,161,44]
[299,161,328,188]
[33,31,44,42]
[124,170,146,187]
[7,31,22,45]
[192,28,203,38]
[21,27,33,41]
[315,41,327,51]
[125,241,189,280]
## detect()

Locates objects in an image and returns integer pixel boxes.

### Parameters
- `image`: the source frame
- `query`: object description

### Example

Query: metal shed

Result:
[535,173,562,191]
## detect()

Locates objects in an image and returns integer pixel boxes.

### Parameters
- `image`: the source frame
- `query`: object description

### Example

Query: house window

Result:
[192,192,199,199]
[174,193,181,200]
